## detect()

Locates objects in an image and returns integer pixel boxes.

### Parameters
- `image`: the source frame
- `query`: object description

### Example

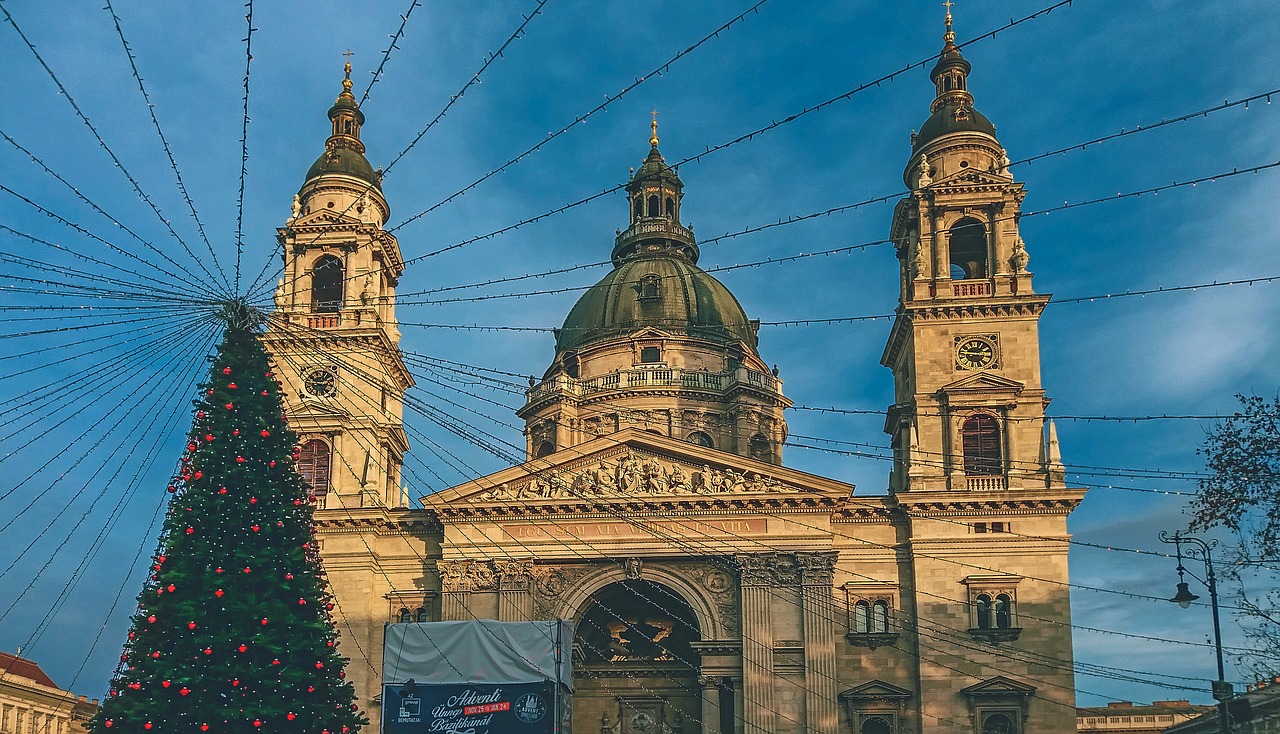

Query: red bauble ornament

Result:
[272,659,280,666]
[236,456,246,463]
[193,471,203,480]
[188,622,197,630]
[203,647,213,655]
[287,713,296,721]
[215,589,224,597]
[285,573,294,580]
[185,527,194,535]
[261,390,268,396]
[167,485,176,494]
[326,603,334,610]
[196,411,205,418]
[162,680,171,688]
[180,687,191,696]
[243,567,251,574]
[215,567,224,574]
[251,525,260,532]
[232,679,239,687]
[294,499,302,506]
[253,720,261,728]
[206,389,214,396]
[260,429,270,437]
[158,555,166,563]
[307,686,315,693]
[201,725,209,731]
[228,382,237,389]
[205,434,214,442]
[315,662,324,669]
[265,371,272,377]
[104,720,112,728]
[269,461,276,467]
[250,498,257,504]
[219,487,228,494]
[166,584,176,592]
[144,724,152,731]
[187,442,197,452]
[225,403,234,410]
[338,671,346,679]
[233,429,240,436]
[350,703,357,710]
[147,615,156,623]
[223,367,232,375]
[238,644,247,652]
[298,598,306,605]
[261,618,269,626]
[151,651,160,659]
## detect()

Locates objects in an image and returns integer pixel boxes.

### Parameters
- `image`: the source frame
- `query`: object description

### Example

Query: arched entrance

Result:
[574,580,703,734]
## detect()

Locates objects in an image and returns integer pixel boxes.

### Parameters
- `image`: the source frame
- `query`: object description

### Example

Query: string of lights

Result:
[233,0,256,291]
[0,4,227,296]
[385,81,1277,302]
[101,0,230,294]
[358,0,423,105]
[387,0,768,234]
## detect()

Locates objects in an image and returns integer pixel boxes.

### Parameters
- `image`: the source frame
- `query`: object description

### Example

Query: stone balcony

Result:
[525,364,782,407]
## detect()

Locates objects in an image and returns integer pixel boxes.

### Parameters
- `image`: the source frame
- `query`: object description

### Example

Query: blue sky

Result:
[0,0,1277,709]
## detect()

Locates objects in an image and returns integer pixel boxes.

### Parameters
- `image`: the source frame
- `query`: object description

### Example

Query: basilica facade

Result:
[263,19,1084,734]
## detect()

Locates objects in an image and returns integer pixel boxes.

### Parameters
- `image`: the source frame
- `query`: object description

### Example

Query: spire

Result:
[943,0,955,46]
[327,55,365,154]
[650,109,660,148]
[929,2,973,114]
[616,118,695,265]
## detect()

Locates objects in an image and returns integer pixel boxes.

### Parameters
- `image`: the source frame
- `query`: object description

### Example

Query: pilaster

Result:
[735,554,776,734]
[798,552,839,734]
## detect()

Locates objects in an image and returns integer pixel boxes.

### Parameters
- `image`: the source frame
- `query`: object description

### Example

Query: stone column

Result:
[698,675,722,734]
[496,559,535,621]
[798,552,840,734]
[735,554,775,734]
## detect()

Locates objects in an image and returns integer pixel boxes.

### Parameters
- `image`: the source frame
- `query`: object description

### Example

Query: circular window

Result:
[303,368,337,398]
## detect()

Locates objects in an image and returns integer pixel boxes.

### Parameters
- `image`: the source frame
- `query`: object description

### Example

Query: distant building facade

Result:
[265,13,1089,734]
[1165,680,1280,734]
[1077,700,1213,734]
[0,652,98,734]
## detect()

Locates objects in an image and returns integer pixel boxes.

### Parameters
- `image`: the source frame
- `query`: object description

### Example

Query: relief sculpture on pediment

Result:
[476,449,790,501]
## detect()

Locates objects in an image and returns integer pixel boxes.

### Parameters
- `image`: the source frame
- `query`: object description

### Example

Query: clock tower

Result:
[262,62,412,510]
[881,11,1066,495]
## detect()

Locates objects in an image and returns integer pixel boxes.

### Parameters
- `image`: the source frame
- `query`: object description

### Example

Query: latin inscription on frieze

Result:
[502,517,766,541]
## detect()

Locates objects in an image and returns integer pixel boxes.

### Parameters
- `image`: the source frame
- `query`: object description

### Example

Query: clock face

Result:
[303,368,337,398]
[955,337,996,370]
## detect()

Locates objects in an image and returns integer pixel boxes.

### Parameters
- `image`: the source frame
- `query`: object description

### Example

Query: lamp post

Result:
[1159,531,1231,734]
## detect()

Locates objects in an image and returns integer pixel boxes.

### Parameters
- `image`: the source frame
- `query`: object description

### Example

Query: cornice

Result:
[435,494,843,521]
[890,490,1085,517]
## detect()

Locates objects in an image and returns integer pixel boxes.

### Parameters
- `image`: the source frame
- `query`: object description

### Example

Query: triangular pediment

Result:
[959,675,1037,696]
[288,400,351,420]
[939,371,1025,395]
[840,680,913,701]
[426,428,855,510]
[627,326,677,341]
[933,167,1016,188]
[291,209,365,229]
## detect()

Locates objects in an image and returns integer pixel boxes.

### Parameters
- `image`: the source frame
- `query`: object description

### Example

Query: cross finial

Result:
[942,0,956,43]
[649,110,659,147]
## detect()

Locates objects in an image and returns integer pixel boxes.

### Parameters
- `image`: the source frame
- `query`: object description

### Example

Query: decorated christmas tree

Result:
[91,308,366,734]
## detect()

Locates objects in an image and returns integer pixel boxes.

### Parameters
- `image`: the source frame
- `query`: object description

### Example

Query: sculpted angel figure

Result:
[667,464,691,494]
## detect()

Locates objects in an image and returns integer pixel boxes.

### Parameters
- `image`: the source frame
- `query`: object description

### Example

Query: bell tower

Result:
[881,10,1065,495]
[263,62,412,509]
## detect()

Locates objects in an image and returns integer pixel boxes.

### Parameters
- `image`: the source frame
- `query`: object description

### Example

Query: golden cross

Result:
[343,49,355,61]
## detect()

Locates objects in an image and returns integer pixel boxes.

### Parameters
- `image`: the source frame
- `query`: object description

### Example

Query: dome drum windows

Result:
[637,274,663,302]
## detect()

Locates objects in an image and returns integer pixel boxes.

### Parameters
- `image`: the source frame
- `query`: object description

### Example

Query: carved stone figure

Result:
[360,274,374,306]
[290,194,301,220]
[917,156,933,188]
[1010,238,1030,273]
[624,557,643,580]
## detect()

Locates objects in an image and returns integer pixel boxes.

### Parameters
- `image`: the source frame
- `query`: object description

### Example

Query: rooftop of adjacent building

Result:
[0,650,59,689]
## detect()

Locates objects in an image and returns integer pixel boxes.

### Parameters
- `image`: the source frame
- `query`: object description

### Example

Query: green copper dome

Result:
[556,253,758,354]
[304,147,381,188]
[913,103,997,151]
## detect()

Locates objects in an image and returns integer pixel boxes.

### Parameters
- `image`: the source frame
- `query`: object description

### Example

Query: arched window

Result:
[982,712,1015,734]
[535,440,555,459]
[962,415,1002,476]
[665,197,675,218]
[871,600,890,633]
[297,439,331,497]
[312,255,344,313]
[633,197,643,220]
[686,431,714,448]
[861,716,892,734]
[975,594,993,629]
[995,594,1013,629]
[647,195,660,217]
[415,608,429,623]
[853,601,870,634]
[749,434,772,463]
[398,608,412,623]
[948,217,988,279]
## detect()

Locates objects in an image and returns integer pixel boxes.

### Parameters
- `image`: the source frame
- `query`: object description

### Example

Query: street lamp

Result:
[1159,531,1231,734]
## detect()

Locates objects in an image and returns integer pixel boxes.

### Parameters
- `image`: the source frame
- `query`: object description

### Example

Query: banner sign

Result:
[382,681,555,734]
